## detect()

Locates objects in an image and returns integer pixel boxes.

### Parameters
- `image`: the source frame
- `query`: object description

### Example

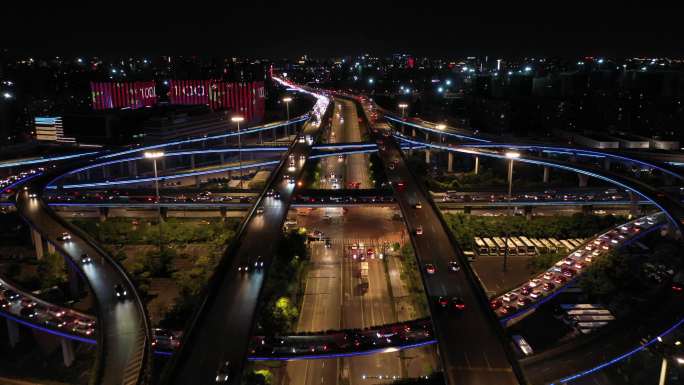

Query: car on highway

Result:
[46,307,66,318]
[414,202,422,209]
[415,226,423,235]
[501,304,517,314]
[543,271,554,280]
[0,298,9,309]
[396,181,406,192]
[114,284,127,300]
[20,306,37,319]
[325,239,332,248]
[554,275,568,285]
[452,297,466,311]
[502,292,518,302]
[237,260,250,273]
[215,361,232,383]
[20,298,36,309]
[529,290,542,299]
[58,232,72,242]
[542,282,556,291]
[425,263,436,274]
[81,253,92,264]
[517,297,532,307]
[528,279,542,288]
[256,207,264,215]
[448,261,460,272]
[2,289,20,302]
[28,192,37,198]
[437,296,449,308]
[520,286,532,296]
[253,256,264,270]
[490,299,503,310]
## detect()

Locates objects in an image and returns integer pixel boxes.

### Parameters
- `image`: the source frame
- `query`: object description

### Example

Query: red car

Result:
[425,264,436,274]
[554,275,568,285]
[396,181,406,192]
[490,299,503,310]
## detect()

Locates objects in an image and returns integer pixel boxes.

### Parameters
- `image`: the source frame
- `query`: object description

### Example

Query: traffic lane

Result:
[171,117,325,383]
[17,194,147,385]
[379,141,518,383]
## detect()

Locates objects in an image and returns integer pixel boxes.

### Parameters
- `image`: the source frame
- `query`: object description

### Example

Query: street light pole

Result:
[436,123,446,143]
[283,97,292,142]
[503,151,520,273]
[231,116,245,188]
[398,103,408,134]
[144,151,165,255]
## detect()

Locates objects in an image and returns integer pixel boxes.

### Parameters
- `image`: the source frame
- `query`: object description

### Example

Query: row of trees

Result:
[444,212,627,252]
[255,230,309,335]
[72,218,238,245]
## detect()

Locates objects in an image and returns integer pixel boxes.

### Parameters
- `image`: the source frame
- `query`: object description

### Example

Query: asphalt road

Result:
[364,105,521,385]
[287,207,436,384]
[167,108,328,385]
[15,184,149,385]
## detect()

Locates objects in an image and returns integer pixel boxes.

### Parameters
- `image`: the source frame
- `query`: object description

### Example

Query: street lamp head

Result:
[282,97,292,103]
[677,357,684,365]
[231,116,245,123]
[436,124,447,130]
[505,151,521,159]
[144,151,165,159]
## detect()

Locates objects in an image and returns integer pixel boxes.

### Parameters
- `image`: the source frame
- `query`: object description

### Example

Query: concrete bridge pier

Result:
[190,154,196,169]
[6,319,19,347]
[220,153,225,164]
[61,338,75,367]
[463,206,471,214]
[543,167,550,184]
[578,173,589,188]
[412,128,416,137]
[425,149,431,164]
[85,169,92,181]
[101,166,109,180]
[66,259,82,298]
[99,207,109,222]
[627,191,640,217]
[474,156,480,175]
[447,152,454,173]
[524,206,534,219]
[46,241,56,255]
[220,207,228,221]
[31,229,44,260]
[603,158,611,171]
[582,204,594,215]
[128,161,137,177]
[160,207,168,221]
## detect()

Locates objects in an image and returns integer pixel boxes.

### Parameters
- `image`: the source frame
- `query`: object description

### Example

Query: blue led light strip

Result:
[247,339,437,361]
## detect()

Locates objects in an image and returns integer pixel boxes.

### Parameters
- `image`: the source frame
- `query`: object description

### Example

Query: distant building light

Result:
[462,66,468,72]
[163,80,169,86]
[524,66,532,72]
[437,87,444,93]
[641,66,647,71]
[76,58,83,64]
[111,68,117,73]
[445,79,452,85]
[507,71,513,75]
[469,68,475,73]
[2,92,13,99]
[597,58,604,64]
[577,61,584,65]
[368,78,374,84]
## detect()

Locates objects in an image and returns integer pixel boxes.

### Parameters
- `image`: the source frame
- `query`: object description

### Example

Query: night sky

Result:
[5,1,682,58]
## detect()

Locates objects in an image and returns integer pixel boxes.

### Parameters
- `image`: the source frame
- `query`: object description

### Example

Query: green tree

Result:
[36,252,68,290]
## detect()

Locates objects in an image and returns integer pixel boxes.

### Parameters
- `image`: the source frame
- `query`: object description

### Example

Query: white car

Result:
[58,232,72,242]
[415,226,423,235]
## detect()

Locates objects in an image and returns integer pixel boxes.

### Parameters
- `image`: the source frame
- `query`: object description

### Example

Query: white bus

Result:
[511,237,527,255]
[530,238,547,254]
[483,238,498,255]
[541,239,557,253]
[519,236,537,255]
[474,237,489,256]
[560,239,576,251]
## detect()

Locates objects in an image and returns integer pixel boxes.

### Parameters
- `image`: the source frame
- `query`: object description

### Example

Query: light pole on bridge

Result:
[503,151,520,273]
[144,150,165,255]
[231,116,245,188]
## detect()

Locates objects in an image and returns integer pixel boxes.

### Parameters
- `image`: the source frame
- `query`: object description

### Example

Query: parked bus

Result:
[549,238,565,251]
[512,335,534,356]
[474,237,489,256]
[560,304,604,311]
[511,237,527,255]
[560,239,576,251]
[540,239,557,253]
[483,238,498,255]
[568,239,582,248]
[519,236,537,255]
[567,309,612,316]
[530,238,547,254]
[492,238,506,255]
